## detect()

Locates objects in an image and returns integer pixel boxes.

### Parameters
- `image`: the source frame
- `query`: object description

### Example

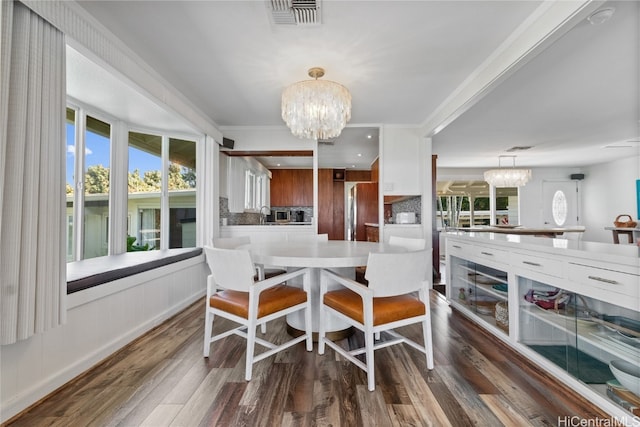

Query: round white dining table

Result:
[239,240,407,339]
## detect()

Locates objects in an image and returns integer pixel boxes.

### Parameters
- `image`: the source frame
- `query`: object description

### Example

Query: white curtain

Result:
[0,1,66,345]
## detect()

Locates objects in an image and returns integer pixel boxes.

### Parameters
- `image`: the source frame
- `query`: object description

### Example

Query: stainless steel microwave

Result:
[275,210,290,223]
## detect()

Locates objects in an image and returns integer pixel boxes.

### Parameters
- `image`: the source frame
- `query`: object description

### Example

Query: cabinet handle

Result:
[452,245,462,249]
[587,275,619,285]
[480,251,493,256]
[522,261,542,267]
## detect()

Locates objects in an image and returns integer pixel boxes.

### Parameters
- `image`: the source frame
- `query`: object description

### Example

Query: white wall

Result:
[582,155,640,243]
[517,167,581,227]
[0,257,208,422]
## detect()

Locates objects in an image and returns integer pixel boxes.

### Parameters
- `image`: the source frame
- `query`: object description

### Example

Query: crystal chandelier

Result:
[281,67,351,140]
[484,156,532,187]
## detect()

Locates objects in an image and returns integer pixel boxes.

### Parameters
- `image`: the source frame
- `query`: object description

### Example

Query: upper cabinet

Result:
[382,128,421,195]
[226,155,271,213]
[270,169,313,207]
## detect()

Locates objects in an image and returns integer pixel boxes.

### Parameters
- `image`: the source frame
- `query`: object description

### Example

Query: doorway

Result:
[542,180,580,227]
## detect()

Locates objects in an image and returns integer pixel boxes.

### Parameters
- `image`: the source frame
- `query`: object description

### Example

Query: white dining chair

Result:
[203,246,313,381]
[212,236,286,281]
[388,235,427,251]
[318,250,434,391]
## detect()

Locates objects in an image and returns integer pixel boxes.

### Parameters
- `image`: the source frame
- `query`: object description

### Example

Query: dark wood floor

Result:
[5,291,608,427]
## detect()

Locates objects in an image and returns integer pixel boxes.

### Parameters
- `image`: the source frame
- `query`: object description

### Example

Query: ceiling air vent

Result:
[268,0,321,26]
[318,139,334,146]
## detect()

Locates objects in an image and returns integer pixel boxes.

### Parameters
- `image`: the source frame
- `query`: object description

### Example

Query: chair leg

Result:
[375,331,381,340]
[203,309,213,357]
[304,301,313,352]
[365,331,376,391]
[260,323,267,334]
[245,320,257,381]
[423,315,434,370]
[318,303,326,355]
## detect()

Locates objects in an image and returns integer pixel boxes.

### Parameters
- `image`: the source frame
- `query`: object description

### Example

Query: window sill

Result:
[67,248,203,294]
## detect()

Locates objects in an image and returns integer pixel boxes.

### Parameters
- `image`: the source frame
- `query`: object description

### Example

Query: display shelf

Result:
[520,303,639,364]
[449,254,508,335]
[445,232,640,420]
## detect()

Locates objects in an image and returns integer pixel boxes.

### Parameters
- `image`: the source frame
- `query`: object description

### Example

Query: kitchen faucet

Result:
[259,206,270,225]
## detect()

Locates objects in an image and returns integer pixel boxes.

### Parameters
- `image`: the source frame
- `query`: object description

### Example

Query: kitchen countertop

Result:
[224,222,313,226]
[445,231,639,266]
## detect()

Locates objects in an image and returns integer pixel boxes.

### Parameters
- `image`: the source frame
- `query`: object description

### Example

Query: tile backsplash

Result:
[390,196,421,224]
[220,195,420,225]
[219,198,312,225]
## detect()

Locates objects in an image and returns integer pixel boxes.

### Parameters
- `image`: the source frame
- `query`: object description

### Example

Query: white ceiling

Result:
[72,0,638,170]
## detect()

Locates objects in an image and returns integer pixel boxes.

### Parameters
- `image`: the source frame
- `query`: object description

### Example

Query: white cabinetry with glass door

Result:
[446,232,640,420]
[227,156,271,213]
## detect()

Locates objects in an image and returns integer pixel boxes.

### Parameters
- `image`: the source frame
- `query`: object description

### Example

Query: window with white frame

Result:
[66,108,199,262]
[66,107,112,261]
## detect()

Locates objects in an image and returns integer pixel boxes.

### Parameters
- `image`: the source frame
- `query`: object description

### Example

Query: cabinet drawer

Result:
[447,241,470,258]
[568,263,639,300]
[512,252,564,279]
[472,245,508,264]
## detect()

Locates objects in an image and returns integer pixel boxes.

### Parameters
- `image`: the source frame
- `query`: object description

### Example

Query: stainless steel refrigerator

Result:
[347,182,378,241]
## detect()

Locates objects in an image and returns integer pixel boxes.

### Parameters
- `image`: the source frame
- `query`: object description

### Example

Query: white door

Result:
[542,180,579,226]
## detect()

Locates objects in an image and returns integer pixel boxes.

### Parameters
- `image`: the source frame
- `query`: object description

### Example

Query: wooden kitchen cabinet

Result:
[270,169,312,206]
[365,225,379,242]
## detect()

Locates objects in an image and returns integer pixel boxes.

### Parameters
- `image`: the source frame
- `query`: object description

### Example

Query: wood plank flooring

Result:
[4,292,609,426]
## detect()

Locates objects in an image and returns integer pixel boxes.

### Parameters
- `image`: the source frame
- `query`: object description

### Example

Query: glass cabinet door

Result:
[518,276,640,416]
[449,255,509,334]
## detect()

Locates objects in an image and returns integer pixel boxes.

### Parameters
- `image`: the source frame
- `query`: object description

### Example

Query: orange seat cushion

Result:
[323,288,425,326]
[209,285,307,319]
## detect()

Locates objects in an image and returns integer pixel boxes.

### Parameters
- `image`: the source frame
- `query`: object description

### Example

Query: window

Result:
[66,108,112,261]
[168,138,196,248]
[83,116,111,259]
[128,132,162,250]
[66,109,200,262]
[128,132,198,251]
[552,190,568,226]
[65,108,75,261]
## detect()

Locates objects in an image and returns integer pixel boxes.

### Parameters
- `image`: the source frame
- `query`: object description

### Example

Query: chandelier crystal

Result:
[281,67,351,140]
[484,156,532,187]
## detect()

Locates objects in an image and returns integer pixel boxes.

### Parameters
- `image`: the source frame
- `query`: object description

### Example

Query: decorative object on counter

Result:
[281,67,351,140]
[613,214,637,228]
[610,360,640,397]
[483,155,531,187]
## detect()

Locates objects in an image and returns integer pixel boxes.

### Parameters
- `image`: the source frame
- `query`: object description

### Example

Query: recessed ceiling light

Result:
[357,153,362,157]
[367,135,372,139]
[277,163,281,166]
